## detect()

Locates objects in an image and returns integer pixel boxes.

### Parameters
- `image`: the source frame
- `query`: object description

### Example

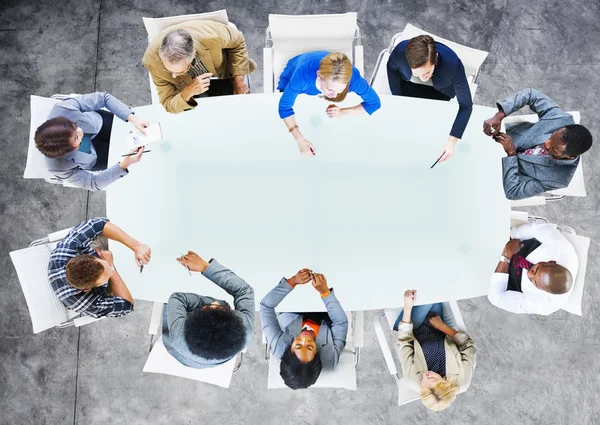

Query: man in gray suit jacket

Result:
[260,269,348,389]
[163,251,255,369]
[35,92,149,191]
[483,88,593,200]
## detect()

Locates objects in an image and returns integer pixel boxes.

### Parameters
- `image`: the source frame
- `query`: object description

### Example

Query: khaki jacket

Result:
[142,20,256,113]
[395,325,477,394]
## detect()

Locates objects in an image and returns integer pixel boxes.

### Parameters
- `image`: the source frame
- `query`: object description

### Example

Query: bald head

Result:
[528,261,573,294]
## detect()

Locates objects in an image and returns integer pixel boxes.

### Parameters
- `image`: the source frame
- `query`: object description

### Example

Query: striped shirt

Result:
[48,218,133,318]
[188,54,210,79]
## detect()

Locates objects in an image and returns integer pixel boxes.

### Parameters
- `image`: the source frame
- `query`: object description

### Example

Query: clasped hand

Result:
[288,268,329,295]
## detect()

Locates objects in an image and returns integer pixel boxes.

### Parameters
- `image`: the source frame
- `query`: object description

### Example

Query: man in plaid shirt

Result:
[48,217,151,318]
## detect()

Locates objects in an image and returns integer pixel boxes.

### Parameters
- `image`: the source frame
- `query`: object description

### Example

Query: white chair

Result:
[511,212,591,316]
[374,301,466,405]
[505,111,585,207]
[370,23,489,101]
[144,302,244,388]
[141,10,247,106]
[9,227,105,334]
[264,310,363,390]
[263,13,364,93]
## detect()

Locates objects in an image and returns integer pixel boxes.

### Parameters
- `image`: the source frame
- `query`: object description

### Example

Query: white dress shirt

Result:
[488,223,578,315]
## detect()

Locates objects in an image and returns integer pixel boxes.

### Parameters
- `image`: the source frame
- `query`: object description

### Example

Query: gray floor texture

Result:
[1,0,599,424]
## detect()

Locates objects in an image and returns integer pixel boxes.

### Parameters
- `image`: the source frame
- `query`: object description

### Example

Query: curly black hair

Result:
[561,124,593,157]
[279,345,322,389]
[183,305,246,360]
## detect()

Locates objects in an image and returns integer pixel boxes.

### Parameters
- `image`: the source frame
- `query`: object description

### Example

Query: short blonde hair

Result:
[318,52,352,102]
[420,379,459,411]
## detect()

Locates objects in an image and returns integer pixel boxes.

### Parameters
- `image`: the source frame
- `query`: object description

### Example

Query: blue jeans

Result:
[393,302,456,331]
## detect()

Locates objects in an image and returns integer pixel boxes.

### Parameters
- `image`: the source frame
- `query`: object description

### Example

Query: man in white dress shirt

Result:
[487,222,578,315]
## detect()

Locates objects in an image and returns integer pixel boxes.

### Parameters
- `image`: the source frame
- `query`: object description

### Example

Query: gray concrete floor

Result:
[1,0,599,424]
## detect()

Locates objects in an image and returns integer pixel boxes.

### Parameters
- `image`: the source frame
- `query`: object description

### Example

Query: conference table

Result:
[106,93,510,312]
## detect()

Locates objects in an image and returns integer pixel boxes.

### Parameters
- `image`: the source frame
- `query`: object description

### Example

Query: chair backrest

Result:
[266,310,357,390]
[26,95,61,179]
[267,13,359,91]
[143,336,237,388]
[504,111,586,197]
[142,9,230,42]
[561,232,590,316]
[397,24,489,80]
[267,345,357,390]
[9,242,72,333]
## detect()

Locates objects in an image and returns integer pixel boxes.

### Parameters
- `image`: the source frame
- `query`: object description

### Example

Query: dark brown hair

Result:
[34,117,77,158]
[65,255,105,290]
[405,35,437,69]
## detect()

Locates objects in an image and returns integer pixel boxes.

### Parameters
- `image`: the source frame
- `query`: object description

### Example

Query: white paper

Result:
[128,122,162,147]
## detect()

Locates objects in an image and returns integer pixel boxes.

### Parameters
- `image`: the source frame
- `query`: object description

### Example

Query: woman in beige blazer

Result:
[395,289,477,411]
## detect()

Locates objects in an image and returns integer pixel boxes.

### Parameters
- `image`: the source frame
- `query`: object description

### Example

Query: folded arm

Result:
[497,88,570,121]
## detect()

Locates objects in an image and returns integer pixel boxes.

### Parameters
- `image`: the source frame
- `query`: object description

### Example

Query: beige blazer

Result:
[395,325,477,394]
[142,20,257,114]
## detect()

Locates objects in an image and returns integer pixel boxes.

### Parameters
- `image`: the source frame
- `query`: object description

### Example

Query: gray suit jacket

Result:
[497,88,577,200]
[259,278,348,370]
[163,259,255,369]
[45,92,133,191]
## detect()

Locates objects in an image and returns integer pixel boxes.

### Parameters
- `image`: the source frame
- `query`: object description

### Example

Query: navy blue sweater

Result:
[387,41,473,139]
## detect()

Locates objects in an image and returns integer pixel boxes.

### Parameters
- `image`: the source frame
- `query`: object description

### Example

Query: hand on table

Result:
[297,138,316,157]
[493,132,517,156]
[403,289,417,308]
[311,273,329,296]
[177,250,209,273]
[287,268,313,288]
[233,75,249,94]
[132,242,151,266]
[438,137,459,163]
[127,114,149,135]
[181,73,213,101]
[326,104,343,118]
[483,111,505,137]
[502,239,523,259]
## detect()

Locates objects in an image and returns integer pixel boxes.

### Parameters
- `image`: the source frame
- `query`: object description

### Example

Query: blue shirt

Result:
[387,41,473,139]
[78,134,92,154]
[277,51,381,119]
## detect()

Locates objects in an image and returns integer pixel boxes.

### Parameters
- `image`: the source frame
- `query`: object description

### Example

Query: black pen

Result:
[140,264,144,273]
[430,153,444,169]
[180,252,192,276]
[122,150,151,157]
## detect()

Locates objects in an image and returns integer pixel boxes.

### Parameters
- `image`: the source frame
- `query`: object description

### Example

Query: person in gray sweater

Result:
[34,92,149,191]
[260,269,348,389]
[483,88,593,200]
[162,251,255,369]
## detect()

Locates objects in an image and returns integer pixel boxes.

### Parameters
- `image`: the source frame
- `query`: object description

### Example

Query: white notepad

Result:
[128,122,162,147]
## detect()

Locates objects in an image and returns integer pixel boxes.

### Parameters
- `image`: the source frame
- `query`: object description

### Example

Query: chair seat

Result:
[9,242,70,333]
[561,232,590,316]
[143,336,237,388]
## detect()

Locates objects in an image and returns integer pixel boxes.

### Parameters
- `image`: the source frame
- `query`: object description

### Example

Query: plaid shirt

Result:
[48,218,133,318]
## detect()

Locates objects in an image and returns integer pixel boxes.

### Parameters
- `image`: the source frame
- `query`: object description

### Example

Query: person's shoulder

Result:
[437,42,463,67]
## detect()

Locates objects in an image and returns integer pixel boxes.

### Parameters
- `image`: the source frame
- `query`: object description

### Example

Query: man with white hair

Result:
[142,20,256,113]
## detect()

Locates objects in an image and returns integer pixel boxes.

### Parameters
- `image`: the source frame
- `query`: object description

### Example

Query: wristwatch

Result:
[499,255,511,264]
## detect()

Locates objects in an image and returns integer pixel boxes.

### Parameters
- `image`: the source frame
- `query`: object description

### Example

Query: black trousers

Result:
[90,109,114,171]
[399,79,452,101]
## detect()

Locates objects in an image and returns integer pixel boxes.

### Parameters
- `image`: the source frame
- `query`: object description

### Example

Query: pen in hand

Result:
[140,264,144,274]
[430,153,444,169]
[180,252,192,276]
[122,150,151,157]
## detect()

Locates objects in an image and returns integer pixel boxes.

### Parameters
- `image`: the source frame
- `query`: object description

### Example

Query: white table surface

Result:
[106,93,510,312]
